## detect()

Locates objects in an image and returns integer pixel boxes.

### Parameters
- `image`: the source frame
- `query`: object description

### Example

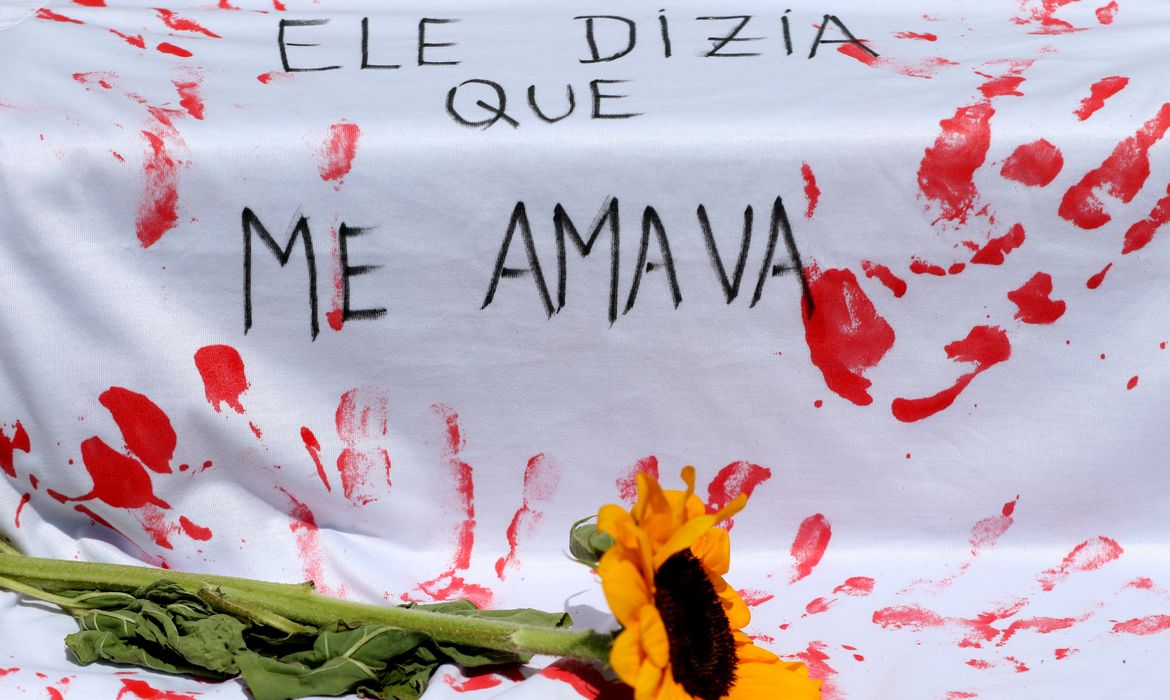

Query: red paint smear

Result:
[876,601,1030,649]
[47,688,64,700]
[0,421,31,478]
[74,504,169,568]
[256,71,293,84]
[966,659,992,669]
[1038,536,1124,591]
[414,574,493,608]
[971,498,1018,553]
[75,436,169,509]
[1086,262,1113,288]
[273,0,287,10]
[72,71,117,88]
[173,80,204,120]
[1113,615,1170,635]
[1075,76,1128,121]
[116,678,197,700]
[1015,0,1088,34]
[892,325,1011,422]
[971,224,1026,265]
[949,262,966,274]
[1095,1,1118,24]
[1061,103,1170,229]
[335,388,392,505]
[737,589,775,607]
[1055,647,1077,659]
[861,261,907,297]
[616,455,658,503]
[0,668,17,676]
[705,461,771,527]
[1126,375,1139,390]
[36,8,84,24]
[792,642,839,700]
[833,576,875,596]
[894,31,937,41]
[801,162,820,219]
[444,672,504,692]
[979,75,1025,98]
[138,505,177,549]
[178,515,212,541]
[910,258,946,276]
[109,30,146,48]
[300,427,331,492]
[1001,139,1063,187]
[918,101,995,224]
[496,453,559,579]
[156,9,221,38]
[802,267,896,406]
[837,43,877,67]
[14,492,30,528]
[74,0,107,6]
[539,659,629,700]
[326,226,344,331]
[193,345,249,414]
[137,130,180,248]
[1008,272,1066,324]
[100,387,177,475]
[790,514,832,583]
[946,692,978,699]
[1126,577,1156,591]
[998,616,1081,645]
[1122,183,1170,254]
[837,44,957,79]
[805,597,835,615]
[873,604,946,630]
[156,42,193,58]
[434,405,476,571]
[281,489,342,597]
[318,123,362,184]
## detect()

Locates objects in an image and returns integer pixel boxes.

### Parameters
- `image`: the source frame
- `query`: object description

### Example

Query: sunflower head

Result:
[594,467,821,700]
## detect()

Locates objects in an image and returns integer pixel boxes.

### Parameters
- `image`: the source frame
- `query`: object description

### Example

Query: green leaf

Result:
[64,579,247,679]
[236,625,428,700]
[569,516,614,568]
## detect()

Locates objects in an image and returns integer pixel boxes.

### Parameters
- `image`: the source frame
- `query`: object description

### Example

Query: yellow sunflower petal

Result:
[726,653,822,700]
[597,504,638,546]
[609,618,647,686]
[683,492,706,519]
[638,603,670,669]
[633,472,675,545]
[691,526,731,576]
[733,631,781,662]
[597,555,652,626]
[652,513,720,567]
[713,575,751,630]
[653,665,688,700]
[634,656,667,700]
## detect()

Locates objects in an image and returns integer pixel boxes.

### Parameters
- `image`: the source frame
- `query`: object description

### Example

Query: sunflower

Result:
[595,467,821,700]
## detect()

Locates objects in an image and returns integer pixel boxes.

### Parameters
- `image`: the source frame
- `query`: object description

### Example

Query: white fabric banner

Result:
[3,1,1170,697]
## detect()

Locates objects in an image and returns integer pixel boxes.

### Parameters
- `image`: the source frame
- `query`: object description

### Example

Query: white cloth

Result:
[3,1,1170,697]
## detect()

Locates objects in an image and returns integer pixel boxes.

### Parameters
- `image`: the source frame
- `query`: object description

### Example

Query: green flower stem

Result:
[0,553,612,661]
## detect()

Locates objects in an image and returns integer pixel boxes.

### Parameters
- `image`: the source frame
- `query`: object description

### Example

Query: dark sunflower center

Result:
[653,550,737,700]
